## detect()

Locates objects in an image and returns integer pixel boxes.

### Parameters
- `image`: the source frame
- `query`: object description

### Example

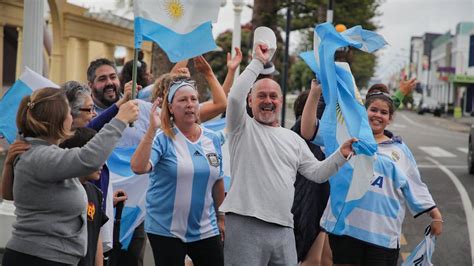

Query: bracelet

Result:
[431,218,443,223]
[217,211,225,216]
[345,151,354,161]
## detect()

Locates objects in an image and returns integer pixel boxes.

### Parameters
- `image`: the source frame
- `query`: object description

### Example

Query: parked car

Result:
[417,97,443,117]
[469,124,474,174]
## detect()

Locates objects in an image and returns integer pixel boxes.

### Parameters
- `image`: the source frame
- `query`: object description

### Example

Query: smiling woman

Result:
[62,81,98,129]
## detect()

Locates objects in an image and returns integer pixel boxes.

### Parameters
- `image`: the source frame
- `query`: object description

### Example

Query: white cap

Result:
[253,26,277,62]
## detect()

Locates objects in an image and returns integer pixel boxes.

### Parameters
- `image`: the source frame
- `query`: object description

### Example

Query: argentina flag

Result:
[134,0,221,62]
[107,146,149,249]
[0,68,59,143]
[402,226,436,266]
[300,23,387,233]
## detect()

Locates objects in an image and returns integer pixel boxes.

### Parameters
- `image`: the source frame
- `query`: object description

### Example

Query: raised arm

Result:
[171,59,189,74]
[194,56,227,122]
[222,47,243,96]
[131,99,161,174]
[300,79,321,140]
[227,44,269,133]
[392,77,417,109]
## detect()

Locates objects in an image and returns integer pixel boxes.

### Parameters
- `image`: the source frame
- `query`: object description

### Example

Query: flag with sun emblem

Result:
[299,23,388,234]
[134,0,220,62]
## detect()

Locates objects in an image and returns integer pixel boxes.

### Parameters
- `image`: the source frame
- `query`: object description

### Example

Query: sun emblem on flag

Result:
[165,0,184,20]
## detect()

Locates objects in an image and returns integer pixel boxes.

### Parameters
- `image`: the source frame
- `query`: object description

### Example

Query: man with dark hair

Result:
[87,58,121,113]
[86,58,150,266]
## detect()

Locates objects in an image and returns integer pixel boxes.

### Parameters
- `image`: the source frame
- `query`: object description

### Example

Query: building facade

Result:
[0,0,152,96]
[430,22,474,117]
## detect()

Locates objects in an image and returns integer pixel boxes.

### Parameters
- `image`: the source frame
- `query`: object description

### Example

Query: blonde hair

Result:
[16,87,73,141]
[151,73,189,104]
[160,82,201,139]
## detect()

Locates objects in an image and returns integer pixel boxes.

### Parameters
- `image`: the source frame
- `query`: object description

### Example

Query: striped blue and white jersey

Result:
[321,136,436,249]
[146,126,224,242]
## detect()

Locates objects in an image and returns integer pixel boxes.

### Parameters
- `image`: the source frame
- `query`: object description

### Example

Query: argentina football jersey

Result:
[146,125,223,242]
[321,137,436,249]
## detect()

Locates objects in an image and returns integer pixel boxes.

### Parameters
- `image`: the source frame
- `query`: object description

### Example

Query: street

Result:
[387,111,472,265]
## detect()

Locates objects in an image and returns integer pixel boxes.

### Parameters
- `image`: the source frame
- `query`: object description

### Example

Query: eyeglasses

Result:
[79,106,96,113]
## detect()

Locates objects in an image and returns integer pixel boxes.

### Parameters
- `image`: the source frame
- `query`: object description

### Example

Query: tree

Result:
[251,0,384,89]
[288,58,314,92]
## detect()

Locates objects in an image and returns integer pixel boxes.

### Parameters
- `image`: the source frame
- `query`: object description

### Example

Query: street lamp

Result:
[232,0,244,76]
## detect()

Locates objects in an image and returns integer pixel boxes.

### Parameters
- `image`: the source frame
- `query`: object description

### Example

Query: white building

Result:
[430,22,474,116]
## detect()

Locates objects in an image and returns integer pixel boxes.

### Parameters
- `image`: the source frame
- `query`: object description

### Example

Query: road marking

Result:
[458,147,469,154]
[400,233,407,245]
[401,252,410,262]
[426,156,474,265]
[418,164,466,169]
[419,146,456,158]
[397,113,467,141]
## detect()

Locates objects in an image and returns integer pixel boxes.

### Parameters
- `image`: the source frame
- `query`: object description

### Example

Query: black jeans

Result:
[147,233,223,266]
[2,248,69,266]
[329,234,399,266]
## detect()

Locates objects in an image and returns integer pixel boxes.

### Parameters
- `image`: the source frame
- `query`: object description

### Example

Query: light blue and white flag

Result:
[302,23,387,233]
[134,0,220,62]
[107,146,149,250]
[0,68,59,143]
[402,226,436,266]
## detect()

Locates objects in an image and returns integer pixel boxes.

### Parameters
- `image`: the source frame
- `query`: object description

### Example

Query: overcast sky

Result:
[68,0,473,82]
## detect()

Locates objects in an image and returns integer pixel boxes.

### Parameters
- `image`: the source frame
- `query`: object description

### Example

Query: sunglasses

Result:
[366,91,393,102]
[167,79,197,103]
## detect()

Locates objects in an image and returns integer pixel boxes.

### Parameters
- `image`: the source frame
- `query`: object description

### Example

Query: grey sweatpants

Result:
[224,214,297,266]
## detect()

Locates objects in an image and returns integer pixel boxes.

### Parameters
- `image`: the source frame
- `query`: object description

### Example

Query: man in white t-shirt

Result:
[219,44,356,265]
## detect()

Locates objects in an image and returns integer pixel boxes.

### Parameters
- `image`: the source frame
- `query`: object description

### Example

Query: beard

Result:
[93,84,119,107]
[254,103,280,126]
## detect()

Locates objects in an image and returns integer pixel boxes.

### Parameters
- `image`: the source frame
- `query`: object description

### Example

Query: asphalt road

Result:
[387,110,472,265]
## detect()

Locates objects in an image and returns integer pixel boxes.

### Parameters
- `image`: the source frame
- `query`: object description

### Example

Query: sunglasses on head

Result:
[167,79,197,103]
[366,91,393,102]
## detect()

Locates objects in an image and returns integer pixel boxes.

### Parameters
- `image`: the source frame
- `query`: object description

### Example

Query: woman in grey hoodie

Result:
[1,87,139,266]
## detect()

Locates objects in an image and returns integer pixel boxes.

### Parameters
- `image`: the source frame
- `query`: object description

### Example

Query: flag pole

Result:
[130,48,139,127]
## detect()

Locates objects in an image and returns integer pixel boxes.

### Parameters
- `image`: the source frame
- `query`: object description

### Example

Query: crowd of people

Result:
[0,27,442,266]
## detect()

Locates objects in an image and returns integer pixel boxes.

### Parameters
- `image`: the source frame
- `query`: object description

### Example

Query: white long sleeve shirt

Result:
[219,60,347,227]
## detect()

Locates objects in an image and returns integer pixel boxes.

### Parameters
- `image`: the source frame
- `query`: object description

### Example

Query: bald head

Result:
[249,78,283,127]
[252,78,282,97]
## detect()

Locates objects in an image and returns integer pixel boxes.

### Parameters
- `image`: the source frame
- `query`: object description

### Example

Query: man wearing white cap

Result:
[219,42,356,265]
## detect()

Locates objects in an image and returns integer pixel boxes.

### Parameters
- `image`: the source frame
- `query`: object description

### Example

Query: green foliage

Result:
[282,0,383,88]
[288,59,314,92]
[205,27,253,84]
[351,50,376,89]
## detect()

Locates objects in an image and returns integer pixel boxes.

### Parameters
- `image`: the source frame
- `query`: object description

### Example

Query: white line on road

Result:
[418,164,466,169]
[458,147,469,154]
[419,146,457,158]
[426,156,474,265]
[397,113,466,140]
